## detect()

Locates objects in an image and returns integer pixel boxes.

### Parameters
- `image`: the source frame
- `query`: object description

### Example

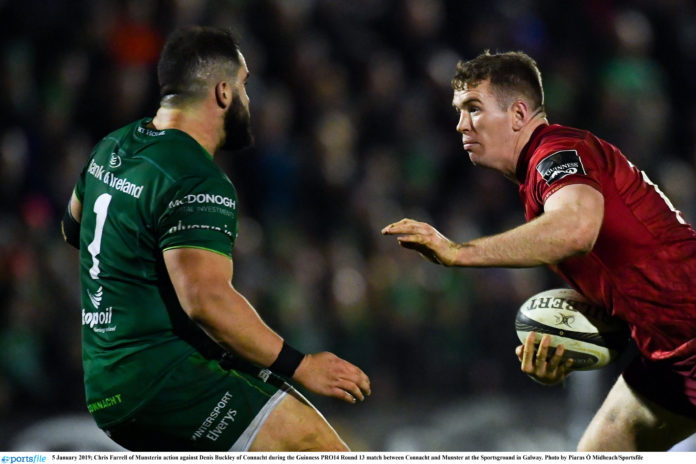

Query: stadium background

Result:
[1,0,696,451]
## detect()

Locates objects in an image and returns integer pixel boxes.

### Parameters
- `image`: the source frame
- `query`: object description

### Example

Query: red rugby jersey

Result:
[516,124,696,361]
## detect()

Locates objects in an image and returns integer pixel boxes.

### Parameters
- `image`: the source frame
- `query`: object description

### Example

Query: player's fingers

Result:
[337,379,365,402]
[556,358,573,380]
[535,335,552,375]
[396,234,426,245]
[331,387,358,404]
[536,335,551,364]
[381,219,420,235]
[521,332,537,372]
[515,344,524,361]
[384,225,415,235]
[338,363,371,397]
[393,222,434,238]
[355,371,371,397]
[524,331,537,349]
[547,343,565,371]
[398,239,439,260]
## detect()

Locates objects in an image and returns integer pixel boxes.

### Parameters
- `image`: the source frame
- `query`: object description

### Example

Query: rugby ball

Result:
[515,288,629,370]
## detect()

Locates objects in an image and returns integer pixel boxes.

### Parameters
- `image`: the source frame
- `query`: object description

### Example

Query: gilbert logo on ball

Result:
[515,288,629,370]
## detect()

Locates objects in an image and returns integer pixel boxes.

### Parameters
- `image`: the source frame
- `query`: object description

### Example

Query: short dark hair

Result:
[452,51,544,111]
[157,26,242,106]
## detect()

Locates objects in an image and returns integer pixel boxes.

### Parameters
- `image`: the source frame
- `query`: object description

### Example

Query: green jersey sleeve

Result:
[156,176,239,257]
[74,154,90,202]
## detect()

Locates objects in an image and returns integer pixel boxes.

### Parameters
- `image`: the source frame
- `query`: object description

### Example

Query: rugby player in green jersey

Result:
[60,26,370,451]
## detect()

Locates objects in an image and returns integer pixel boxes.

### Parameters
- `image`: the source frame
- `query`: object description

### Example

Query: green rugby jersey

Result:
[74,118,239,427]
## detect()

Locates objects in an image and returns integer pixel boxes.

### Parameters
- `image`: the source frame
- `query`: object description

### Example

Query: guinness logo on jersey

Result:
[536,150,587,186]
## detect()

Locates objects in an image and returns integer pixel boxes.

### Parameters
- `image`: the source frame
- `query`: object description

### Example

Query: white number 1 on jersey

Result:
[88,193,112,279]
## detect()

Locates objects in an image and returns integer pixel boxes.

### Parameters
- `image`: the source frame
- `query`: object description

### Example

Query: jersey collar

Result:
[515,123,549,183]
[136,118,214,160]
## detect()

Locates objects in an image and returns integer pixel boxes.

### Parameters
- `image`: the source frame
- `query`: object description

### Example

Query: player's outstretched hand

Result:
[515,332,574,385]
[293,352,371,404]
[381,218,459,266]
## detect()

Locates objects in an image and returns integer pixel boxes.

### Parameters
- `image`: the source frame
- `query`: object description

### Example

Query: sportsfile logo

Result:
[1,456,47,463]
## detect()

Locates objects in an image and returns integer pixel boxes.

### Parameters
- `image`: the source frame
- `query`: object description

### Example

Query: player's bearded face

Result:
[221,95,254,151]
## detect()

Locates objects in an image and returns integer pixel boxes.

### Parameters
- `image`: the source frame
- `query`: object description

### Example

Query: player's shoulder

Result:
[533,124,593,156]
[526,124,604,190]
[91,119,233,190]
[89,119,140,156]
[530,124,608,168]
[127,119,223,182]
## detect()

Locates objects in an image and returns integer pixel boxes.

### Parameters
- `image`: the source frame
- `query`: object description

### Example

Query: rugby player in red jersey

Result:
[382,51,696,451]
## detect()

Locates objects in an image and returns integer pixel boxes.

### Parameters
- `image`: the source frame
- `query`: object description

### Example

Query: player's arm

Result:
[382,183,604,267]
[61,191,83,249]
[163,247,371,403]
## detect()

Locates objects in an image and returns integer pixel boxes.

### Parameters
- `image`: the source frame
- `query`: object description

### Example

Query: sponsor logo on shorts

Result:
[536,150,587,186]
[192,391,238,442]
[87,393,123,414]
[258,369,272,383]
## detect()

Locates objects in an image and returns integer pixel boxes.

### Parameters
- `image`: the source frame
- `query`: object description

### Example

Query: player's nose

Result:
[456,111,471,133]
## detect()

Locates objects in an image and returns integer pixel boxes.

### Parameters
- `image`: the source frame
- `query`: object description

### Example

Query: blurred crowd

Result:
[2,0,696,444]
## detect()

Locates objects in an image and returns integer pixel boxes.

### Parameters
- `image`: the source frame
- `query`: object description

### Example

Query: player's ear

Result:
[215,81,232,110]
[510,99,529,131]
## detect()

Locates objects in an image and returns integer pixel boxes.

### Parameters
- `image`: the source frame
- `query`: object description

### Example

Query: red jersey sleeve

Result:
[528,143,603,207]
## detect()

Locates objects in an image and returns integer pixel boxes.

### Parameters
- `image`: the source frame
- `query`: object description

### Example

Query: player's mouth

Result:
[463,141,478,151]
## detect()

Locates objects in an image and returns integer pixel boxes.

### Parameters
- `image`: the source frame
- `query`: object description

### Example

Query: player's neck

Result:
[509,115,549,183]
[152,106,221,157]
